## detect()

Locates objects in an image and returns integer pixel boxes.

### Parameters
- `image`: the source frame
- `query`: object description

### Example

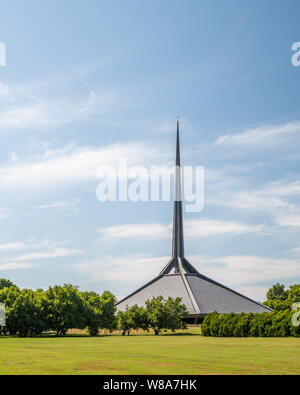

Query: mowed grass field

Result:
[0,328,300,375]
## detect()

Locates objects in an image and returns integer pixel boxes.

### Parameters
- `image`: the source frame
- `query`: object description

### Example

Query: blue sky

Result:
[0,0,300,301]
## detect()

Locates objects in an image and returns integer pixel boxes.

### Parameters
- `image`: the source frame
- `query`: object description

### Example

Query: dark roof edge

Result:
[187,273,272,312]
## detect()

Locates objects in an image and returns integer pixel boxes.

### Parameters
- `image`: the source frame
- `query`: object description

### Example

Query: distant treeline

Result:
[202,283,300,337]
[0,279,188,337]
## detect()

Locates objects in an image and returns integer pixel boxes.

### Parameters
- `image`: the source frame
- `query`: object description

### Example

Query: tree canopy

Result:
[0,279,15,291]
[0,282,117,337]
[266,283,289,301]
[145,296,187,335]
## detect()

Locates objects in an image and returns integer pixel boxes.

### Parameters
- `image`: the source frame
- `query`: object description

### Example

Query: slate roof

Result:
[116,272,271,315]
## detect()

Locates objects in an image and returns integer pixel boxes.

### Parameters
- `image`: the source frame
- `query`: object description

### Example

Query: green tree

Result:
[264,283,300,311]
[81,291,102,336]
[117,305,148,336]
[263,299,290,311]
[100,291,117,332]
[82,290,117,336]
[145,296,187,336]
[0,279,15,291]
[164,297,188,332]
[266,283,289,301]
[7,289,46,337]
[288,284,300,304]
[0,285,21,335]
[42,284,86,336]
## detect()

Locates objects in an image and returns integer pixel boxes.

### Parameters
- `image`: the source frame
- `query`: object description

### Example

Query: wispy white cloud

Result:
[0,262,34,271]
[0,70,121,133]
[72,254,167,296]
[10,152,19,162]
[192,254,300,288]
[0,142,165,193]
[215,121,300,148]
[262,179,300,197]
[34,198,80,211]
[10,247,82,262]
[288,246,300,256]
[0,209,7,219]
[98,223,170,240]
[0,240,82,273]
[207,177,300,228]
[185,219,266,237]
[0,242,28,252]
[0,239,62,253]
[0,82,30,102]
[98,218,265,242]
[0,90,117,131]
[275,214,300,228]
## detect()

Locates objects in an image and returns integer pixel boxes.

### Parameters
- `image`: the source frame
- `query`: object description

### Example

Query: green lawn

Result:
[0,329,300,375]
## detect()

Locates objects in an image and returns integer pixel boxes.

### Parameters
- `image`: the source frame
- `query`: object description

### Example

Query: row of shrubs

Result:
[201,283,300,337]
[0,280,188,337]
[202,310,300,337]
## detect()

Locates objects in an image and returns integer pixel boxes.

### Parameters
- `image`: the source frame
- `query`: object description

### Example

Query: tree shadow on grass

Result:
[1,333,106,339]
[161,332,201,336]
[0,330,202,339]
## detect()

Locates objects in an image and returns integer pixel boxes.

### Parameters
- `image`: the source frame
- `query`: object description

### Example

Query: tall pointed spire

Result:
[159,120,199,275]
[172,120,185,261]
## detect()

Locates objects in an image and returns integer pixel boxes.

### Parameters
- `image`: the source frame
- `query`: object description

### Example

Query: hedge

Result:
[202,311,300,337]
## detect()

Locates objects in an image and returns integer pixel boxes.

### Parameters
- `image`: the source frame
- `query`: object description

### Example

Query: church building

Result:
[116,122,271,322]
